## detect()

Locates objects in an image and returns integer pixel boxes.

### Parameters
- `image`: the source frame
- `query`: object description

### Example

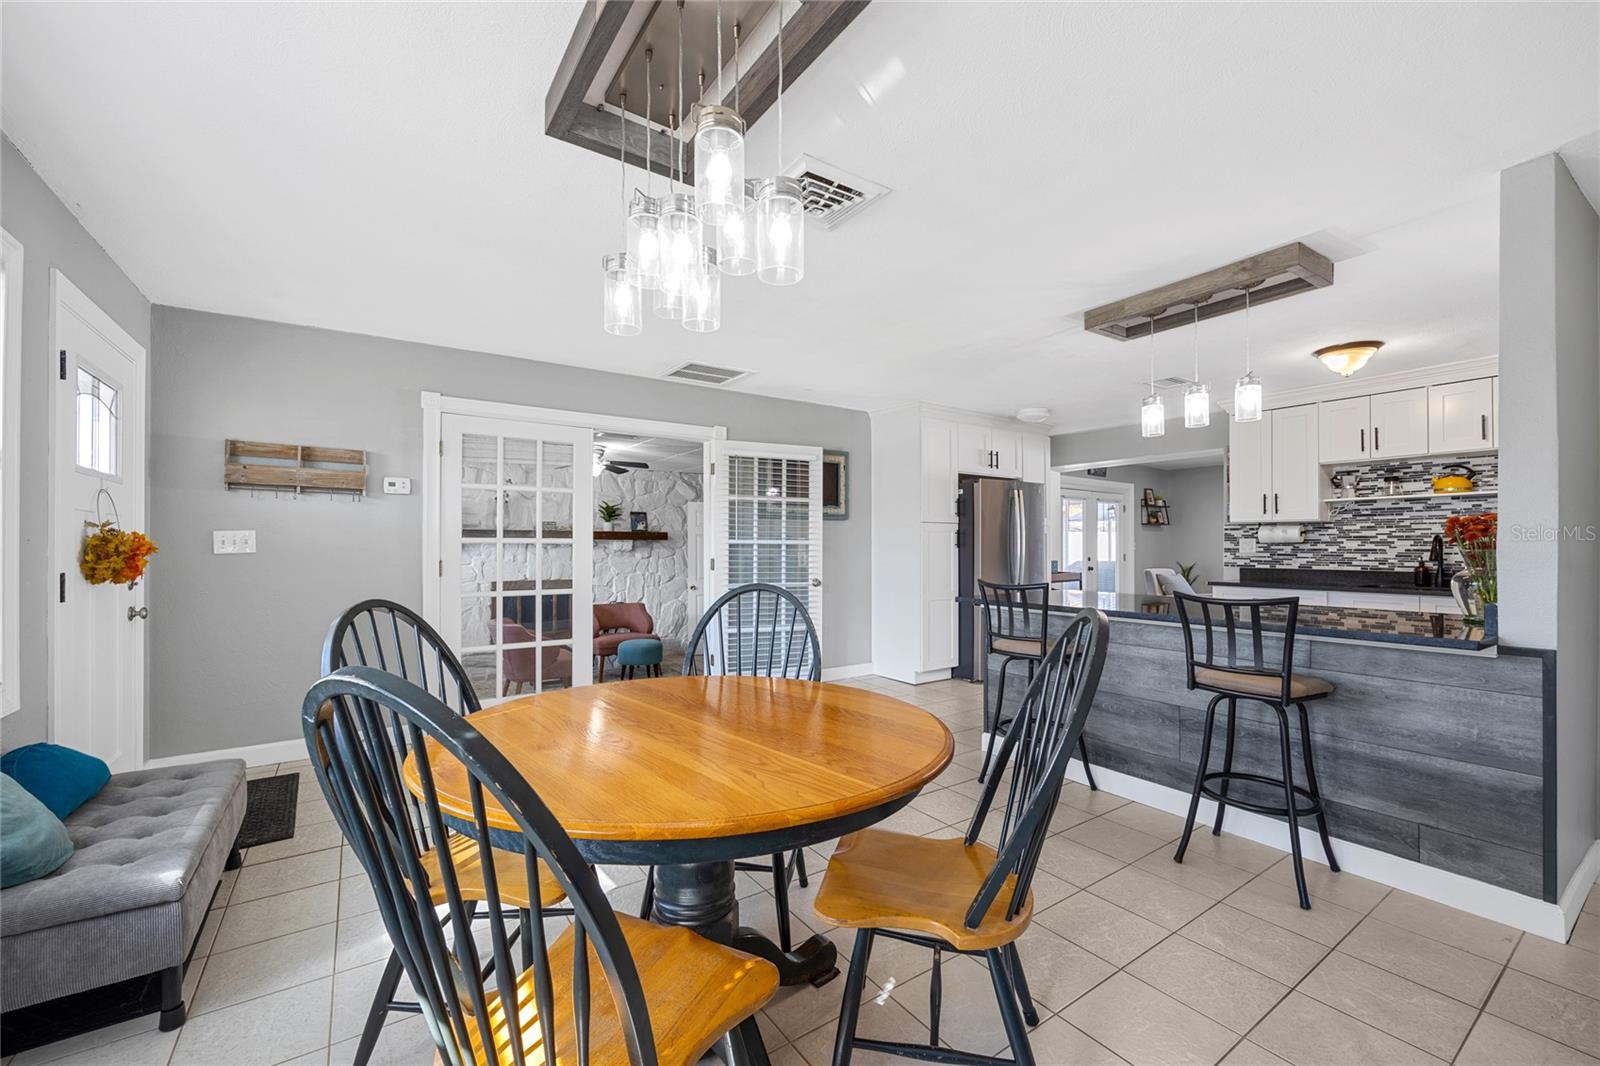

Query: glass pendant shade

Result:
[693,107,746,226]
[654,192,701,319]
[601,254,641,336]
[625,192,663,290]
[681,248,722,333]
[1140,393,1166,438]
[1183,383,1211,428]
[755,176,805,286]
[716,184,757,276]
[1233,371,1264,423]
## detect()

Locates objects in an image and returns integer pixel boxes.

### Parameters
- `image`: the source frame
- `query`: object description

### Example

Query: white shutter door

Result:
[708,441,824,645]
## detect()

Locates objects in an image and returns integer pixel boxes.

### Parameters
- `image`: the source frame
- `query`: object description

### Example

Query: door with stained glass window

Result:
[440,415,592,704]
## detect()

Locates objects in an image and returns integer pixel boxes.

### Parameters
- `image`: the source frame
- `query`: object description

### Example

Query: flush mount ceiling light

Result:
[1015,407,1052,424]
[1313,340,1384,377]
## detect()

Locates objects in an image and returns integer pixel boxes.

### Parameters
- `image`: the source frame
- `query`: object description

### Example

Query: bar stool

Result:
[976,580,1097,790]
[1171,592,1338,909]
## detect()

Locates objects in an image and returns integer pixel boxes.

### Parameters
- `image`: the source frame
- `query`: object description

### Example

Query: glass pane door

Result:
[1060,491,1125,596]
[442,414,592,704]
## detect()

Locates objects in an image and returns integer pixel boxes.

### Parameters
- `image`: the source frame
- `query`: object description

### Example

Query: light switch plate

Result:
[383,477,412,495]
[213,530,257,554]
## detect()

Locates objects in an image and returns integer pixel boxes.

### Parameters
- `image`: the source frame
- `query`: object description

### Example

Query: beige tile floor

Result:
[8,675,1600,1066]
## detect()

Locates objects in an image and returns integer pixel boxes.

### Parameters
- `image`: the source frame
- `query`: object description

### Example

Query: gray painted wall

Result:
[1051,417,1227,469]
[147,307,871,759]
[1499,152,1600,894]
[1,135,151,752]
[1104,463,1226,592]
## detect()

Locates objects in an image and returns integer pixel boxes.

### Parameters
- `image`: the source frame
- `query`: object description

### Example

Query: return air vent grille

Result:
[662,362,752,386]
[790,155,889,231]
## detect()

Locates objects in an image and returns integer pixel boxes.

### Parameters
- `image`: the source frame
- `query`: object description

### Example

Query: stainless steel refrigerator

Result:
[955,475,1027,682]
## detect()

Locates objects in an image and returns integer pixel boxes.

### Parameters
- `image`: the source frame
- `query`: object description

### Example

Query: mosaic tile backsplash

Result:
[1224,454,1498,571]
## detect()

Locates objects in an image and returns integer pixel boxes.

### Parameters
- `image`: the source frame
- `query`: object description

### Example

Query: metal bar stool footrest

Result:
[1198,771,1325,819]
[852,1038,1018,1066]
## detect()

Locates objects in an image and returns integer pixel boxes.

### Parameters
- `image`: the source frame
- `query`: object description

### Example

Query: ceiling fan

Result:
[594,445,648,476]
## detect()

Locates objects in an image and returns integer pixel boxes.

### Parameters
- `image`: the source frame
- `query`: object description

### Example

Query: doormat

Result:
[233,772,300,851]
[1,774,306,1053]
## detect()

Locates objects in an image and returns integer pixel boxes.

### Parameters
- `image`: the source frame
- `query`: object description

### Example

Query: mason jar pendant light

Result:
[1233,286,1264,423]
[1184,303,1210,428]
[603,93,640,336]
[694,0,744,226]
[716,21,756,276]
[625,53,661,291]
[682,248,722,332]
[756,0,804,285]
[654,7,700,321]
[1141,315,1166,438]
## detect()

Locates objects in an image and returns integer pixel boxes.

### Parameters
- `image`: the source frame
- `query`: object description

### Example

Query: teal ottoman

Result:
[615,637,664,680]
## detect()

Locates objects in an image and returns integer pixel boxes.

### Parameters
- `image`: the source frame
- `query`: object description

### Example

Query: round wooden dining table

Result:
[404,674,953,986]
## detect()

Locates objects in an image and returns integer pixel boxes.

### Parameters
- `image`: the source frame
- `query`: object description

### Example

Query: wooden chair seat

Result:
[418,833,567,910]
[990,637,1044,657]
[1194,666,1334,700]
[812,828,1032,951]
[450,914,779,1066]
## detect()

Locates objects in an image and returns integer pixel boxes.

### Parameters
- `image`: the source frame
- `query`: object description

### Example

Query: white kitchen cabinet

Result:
[920,418,958,522]
[919,523,958,670]
[1327,590,1424,611]
[957,423,1022,477]
[1211,585,1330,606]
[1022,434,1049,484]
[1271,405,1322,521]
[1428,378,1496,453]
[1318,396,1371,463]
[1369,387,1430,459]
[1228,416,1272,523]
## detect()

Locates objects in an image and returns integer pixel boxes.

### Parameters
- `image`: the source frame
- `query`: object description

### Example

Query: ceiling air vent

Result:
[790,155,890,231]
[662,362,752,387]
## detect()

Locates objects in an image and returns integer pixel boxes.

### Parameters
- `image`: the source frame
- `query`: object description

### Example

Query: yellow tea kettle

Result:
[1432,463,1478,494]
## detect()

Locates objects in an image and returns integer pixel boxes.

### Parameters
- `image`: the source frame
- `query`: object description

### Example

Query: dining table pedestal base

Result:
[653,860,840,988]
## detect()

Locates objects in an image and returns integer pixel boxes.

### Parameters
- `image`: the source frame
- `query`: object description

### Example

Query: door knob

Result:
[811,578,822,587]
[688,584,698,591]
[128,606,149,621]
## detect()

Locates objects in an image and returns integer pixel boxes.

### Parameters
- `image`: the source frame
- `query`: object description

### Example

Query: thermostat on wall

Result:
[383,477,412,495]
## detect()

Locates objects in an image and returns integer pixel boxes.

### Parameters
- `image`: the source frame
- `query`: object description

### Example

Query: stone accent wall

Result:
[594,470,703,651]
[1225,454,1498,572]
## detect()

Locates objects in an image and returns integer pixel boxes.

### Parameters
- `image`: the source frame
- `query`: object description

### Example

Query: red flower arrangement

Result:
[80,521,159,588]
[1444,511,1496,603]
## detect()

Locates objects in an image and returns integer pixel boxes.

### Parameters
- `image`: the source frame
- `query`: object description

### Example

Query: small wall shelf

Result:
[225,439,366,496]
[1140,500,1171,526]
[1322,490,1497,504]
[596,530,668,541]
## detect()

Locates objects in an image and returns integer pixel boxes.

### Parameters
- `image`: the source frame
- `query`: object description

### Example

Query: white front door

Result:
[439,414,593,703]
[52,271,147,771]
[705,440,824,647]
[1060,485,1130,597]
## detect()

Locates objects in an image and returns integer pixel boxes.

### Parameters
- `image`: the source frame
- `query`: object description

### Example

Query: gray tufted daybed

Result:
[1,759,247,1030]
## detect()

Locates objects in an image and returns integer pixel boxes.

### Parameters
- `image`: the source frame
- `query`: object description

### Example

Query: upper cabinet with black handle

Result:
[1428,378,1497,453]
[1316,376,1497,464]
[1229,403,1324,524]
[955,423,1022,478]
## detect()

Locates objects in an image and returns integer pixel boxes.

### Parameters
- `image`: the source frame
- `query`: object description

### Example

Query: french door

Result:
[440,414,593,703]
[1060,484,1130,596]
[52,272,146,771]
[703,441,823,672]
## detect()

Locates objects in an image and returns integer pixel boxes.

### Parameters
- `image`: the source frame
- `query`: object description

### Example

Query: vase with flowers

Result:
[1444,511,1496,634]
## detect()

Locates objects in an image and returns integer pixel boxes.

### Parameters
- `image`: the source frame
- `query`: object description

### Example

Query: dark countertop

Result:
[957,591,1494,651]
[1210,567,1455,597]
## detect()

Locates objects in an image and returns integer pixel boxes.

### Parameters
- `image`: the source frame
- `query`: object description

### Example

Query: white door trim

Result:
[1,229,23,719]
[420,392,725,631]
[49,270,147,769]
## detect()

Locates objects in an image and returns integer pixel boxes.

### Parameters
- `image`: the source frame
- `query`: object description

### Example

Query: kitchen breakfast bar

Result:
[979,591,1553,904]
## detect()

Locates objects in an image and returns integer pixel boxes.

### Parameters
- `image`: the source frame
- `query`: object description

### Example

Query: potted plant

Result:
[1444,511,1497,635]
[1176,561,1200,589]
[598,500,622,532]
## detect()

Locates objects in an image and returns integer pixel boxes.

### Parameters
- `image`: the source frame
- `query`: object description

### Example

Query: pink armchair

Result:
[594,602,657,680]
[500,619,571,695]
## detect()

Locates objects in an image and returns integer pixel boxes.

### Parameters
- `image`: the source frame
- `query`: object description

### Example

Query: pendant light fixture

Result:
[716,21,756,276]
[1233,287,1263,422]
[603,93,641,336]
[1140,315,1165,438]
[694,0,745,225]
[756,0,804,285]
[1183,303,1210,428]
[626,51,661,291]
[654,5,699,321]
[682,247,722,332]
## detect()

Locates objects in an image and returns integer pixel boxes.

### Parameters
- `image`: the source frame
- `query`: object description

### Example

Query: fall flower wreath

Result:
[81,521,159,588]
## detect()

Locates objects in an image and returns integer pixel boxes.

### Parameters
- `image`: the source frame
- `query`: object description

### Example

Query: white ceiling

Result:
[4,2,1596,432]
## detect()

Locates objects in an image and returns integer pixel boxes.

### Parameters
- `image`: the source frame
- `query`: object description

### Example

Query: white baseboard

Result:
[1556,840,1600,940]
[145,738,304,770]
[822,663,876,682]
[1061,759,1576,942]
